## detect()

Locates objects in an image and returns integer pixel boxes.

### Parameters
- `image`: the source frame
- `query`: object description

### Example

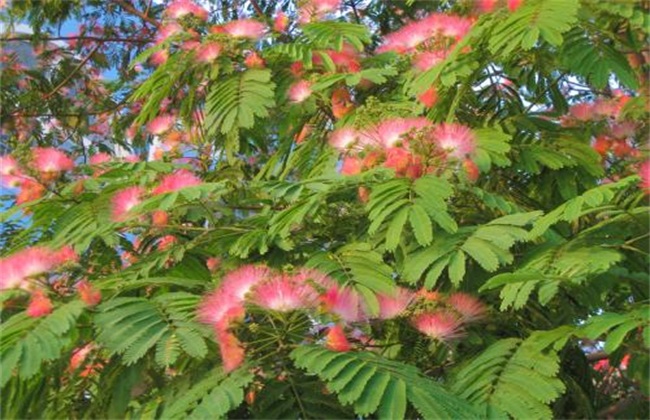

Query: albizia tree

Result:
[0,0,648,418]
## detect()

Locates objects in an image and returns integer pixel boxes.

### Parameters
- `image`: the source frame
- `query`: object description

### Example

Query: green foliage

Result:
[1,300,85,386]
[291,346,481,419]
[94,293,209,366]
[452,330,569,419]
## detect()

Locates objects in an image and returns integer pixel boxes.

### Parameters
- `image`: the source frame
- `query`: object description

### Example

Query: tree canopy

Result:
[0,0,648,418]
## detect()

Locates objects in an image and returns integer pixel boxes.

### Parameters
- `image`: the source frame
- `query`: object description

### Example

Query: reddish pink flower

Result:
[378,14,472,53]
[507,0,524,12]
[165,0,208,21]
[221,264,273,301]
[244,52,265,69]
[288,80,312,103]
[250,274,317,312]
[68,343,95,373]
[430,123,476,158]
[149,49,169,66]
[216,329,245,372]
[152,169,201,194]
[447,293,485,322]
[223,19,267,39]
[156,23,183,43]
[206,257,221,272]
[157,235,177,251]
[16,178,45,204]
[111,186,145,222]
[0,247,59,289]
[325,324,351,352]
[592,136,611,156]
[639,161,650,194]
[26,289,53,318]
[77,280,102,306]
[273,11,289,32]
[384,147,419,176]
[341,156,362,175]
[53,245,78,265]
[89,152,111,165]
[321,285,364,322]
[331,88,354,119]
[151,210,169,226]
[329,128,358,151]
[196,42,222,63]
[610,139,633,157]
[463,159,480,182]
[33,147,74,174]
[418,87,438,108]
[412,311,463,341]
[376,287,414,319]
[199,288,246,328]
[147,114,175,135]
[609,121,636,139]
[477,0,498,12]
[361,117,430,148]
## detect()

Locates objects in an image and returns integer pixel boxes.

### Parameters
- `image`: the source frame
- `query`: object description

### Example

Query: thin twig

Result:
[43,44,100,100]
[114,0,161,29]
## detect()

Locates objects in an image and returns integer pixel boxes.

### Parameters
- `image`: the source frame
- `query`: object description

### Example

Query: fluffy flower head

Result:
[430,123,476,158]
[288,80,312,103]
[165,0,208,21]
[377,287,414,319]
[147,114,175,135]
[152,169,201,195]
[223,19,267,39]
[33,147,74,173]
[196,42,222,63]
[27,290,53,317]
[77,280,102,306]
[412,311,463,341]
[329,128,358,151]
[447,293,485,322]
[325,324,351,352]
[639,160,650,194]
[111,186,145,222]
[321,285,364,322]
[250,274,317,312]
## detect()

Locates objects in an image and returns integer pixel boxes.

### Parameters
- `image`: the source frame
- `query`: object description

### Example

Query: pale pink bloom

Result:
[27,289,53,317]
[221,264,273,301]
[273,11,289,32]
[216,329,245,372]
[223,19,267,39]
[33,147,74,173]
[569,103,594,121]
[196,42,222,62]
[639,161,650,194]
[149,49,169,66]
[609,121,636,139]
[157,235,177,251]
[447,293,485,322]
[181,40,201,51]
[431,14,473,40]
[298,0,341,23]
[329,128,358,151]
[165,0,208,21]
[147,114,175,135]
[592,98,618,119]
[152,169,201,195]
[124,155,141,163]
[244,51,265,69]
[430,123,476,158]
[321,285,365,322]
[53,245,78,265]
[323,49,361,72]
[1,174,26,188]
[199,289,246,328]
[361,117,430,148]
[288,80,312,103]
[111,186,145,222]
[89,152,111,165]
[378,14,472,53]
[413,50,448,72]
[77,280,101,306]
[156,23,183,44]
[250,274,317,312]
[477,0,498,12]
[376,287,414,319]
[412,311,463,341]
[69,343,95,373]
[0,155,19,175]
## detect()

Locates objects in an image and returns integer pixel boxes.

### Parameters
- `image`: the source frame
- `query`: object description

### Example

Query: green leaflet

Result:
[452,332,567,419]
[291,346,481,419]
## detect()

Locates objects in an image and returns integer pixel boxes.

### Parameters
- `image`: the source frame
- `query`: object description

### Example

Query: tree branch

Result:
[113,0,161,29]
[0,35,152,44]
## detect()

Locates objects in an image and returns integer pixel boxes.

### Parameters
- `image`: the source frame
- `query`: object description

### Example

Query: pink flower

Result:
[639,161,650,194]
[507,0,524,12]
[77,280,101,306]
[362,117,430,148]
[33,147,74,173]
[68,343,96,373]
[157,235,177,251]
[199,289,246,328]
[206,257,221,272]
[463,159,480,182]
[165,0,208,21]
[273,11,289,32]
[221,264,273,301]
[147,114,175,135]
[376,287,414,319]
[340,156,362,175]
[418,87,438,108]
[569,103,594,121]
[477,0,498,12]
[325,324,351,352]
[321,285,365,322]
[430,123,476,158]
[412,311,463,341]
[152,169,201,194]
[447,293,485,322]
[216,329,245,372]
[16,178,45,204]
[0,155,19,175]
[609,121,636,139]
[53,245,78,265]
[244,51,265,69]
[288,80,312,103]
[223,19,267,39]
[111,186,145,222]
[250,274,317,312]
[156,23,183,43]
[196,42,222,63]
[89,152,111,165]
[413,50,448,72]
[149,49,169,66]
[26,289,53,317]
[329,128,358,151]
[151,210,169,226]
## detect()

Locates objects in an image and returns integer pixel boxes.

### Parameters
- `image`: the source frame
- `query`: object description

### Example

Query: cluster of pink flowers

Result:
[198,263,485,371]
[0,245,77,290]
[165,0,208,21]
[298,0,341,24]
[110,169,202,222]
[378,13,473,71]
[329,119,479,181]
